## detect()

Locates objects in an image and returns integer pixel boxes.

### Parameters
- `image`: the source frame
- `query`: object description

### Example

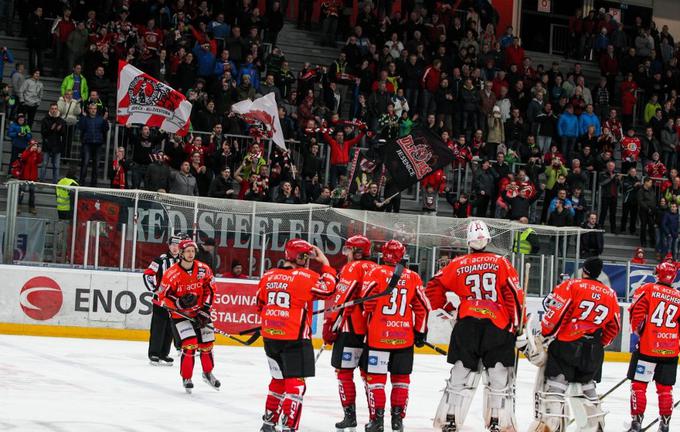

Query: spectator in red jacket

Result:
[18,139,43,214]
[599,45,618,95]
[421,59,441,117]
[621,86,637,130]
[504,37,525,69]
[322,126,366,187]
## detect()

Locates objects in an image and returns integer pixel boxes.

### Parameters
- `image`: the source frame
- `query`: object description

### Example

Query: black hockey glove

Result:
[414,331,427,348]
[178,293,197,309]
[197,305,212,327]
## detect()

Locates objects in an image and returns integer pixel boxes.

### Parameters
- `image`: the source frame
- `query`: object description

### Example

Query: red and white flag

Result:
[116,61,192,136]
[231,93,286,150]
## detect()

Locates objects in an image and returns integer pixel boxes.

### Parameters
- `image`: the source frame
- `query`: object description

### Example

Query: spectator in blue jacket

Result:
[0,46,14,82]
[213,49,237,78]
[209,13,231,43]
[661,202,679,259]
[578,103,602,136]
[548,188,575,217]
[192,41,216,79]
[77,103,109,186]
[557,104,579,158]
[7,113,31,173]
[237,54,260,91]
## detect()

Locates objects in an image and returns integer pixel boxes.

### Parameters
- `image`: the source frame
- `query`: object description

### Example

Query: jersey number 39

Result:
[466,273,498,302]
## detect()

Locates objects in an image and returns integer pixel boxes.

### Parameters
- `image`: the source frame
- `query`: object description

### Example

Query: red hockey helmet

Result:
[284,239,314,261]
[655,262,677,285]
[664,252,675,264]
[382,240,405,264]
[178,239,197,252]
[344,235,371,257]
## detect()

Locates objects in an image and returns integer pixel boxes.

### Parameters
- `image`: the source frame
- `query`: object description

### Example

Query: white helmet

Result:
[467,220,491,251]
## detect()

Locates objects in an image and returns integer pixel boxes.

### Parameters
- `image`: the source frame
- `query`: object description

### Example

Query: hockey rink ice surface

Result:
[2,335,678,432]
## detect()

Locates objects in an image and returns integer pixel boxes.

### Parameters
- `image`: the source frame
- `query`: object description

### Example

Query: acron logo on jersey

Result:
[19,276,63,321]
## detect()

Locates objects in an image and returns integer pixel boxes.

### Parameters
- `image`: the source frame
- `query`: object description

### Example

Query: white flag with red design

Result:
[231,92,286,150]
[116,60,192,136]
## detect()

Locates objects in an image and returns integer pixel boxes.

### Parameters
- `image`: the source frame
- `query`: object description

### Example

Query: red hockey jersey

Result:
[426,252,524,333]
[629,282,680,358]
[542,278,620,345]
[362,265,431,350]
[621,136,641,162]
[158,261,215,319]
[327,260,377,335]
[257,265,337,341]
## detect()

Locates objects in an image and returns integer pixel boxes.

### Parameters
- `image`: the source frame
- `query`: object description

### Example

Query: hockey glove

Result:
[196,306,212,327]
[178,293,198,309]
[322,318,338,345]
[414,331,427,348]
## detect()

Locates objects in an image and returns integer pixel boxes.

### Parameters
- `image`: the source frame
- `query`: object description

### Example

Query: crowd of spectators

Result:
[3,1,680,261]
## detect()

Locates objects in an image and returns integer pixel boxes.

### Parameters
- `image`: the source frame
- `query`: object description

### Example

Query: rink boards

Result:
[0,264,633,360]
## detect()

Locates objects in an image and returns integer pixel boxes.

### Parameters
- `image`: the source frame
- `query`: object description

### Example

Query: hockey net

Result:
[16,182,594,291]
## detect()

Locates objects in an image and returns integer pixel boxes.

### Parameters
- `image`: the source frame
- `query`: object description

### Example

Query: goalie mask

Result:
[467,220,491,251]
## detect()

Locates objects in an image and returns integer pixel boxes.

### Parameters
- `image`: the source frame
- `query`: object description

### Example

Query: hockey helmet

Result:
[582,257,603,279]
[382,240,405,264]
[655,262,677,286]
[467,220,491,251]
[284,239,314,261]
[178,238,197,252]
[664,252,675,264]
[344,235,371,257]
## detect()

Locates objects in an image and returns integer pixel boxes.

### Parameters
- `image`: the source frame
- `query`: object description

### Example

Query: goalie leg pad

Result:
[433,360,482,429]
[568,381,606,432]
[631,381,648,416]
[482,363,517,430]
[656,382,673,417]
[530,375,568,432]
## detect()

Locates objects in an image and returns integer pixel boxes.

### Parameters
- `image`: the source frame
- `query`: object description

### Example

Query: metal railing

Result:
[549,23,570,56]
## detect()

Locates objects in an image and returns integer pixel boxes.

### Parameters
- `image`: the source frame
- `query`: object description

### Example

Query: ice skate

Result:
[259,423,277,432]
[182,378,193,393]
[202,372,221,390]
[335,405,357,432]
[149,355,160,366]
[626,415,642,432]
[365,409,384,432]
[159,356,173,366]
[441,414,457,432]
[390,407,403,432]
[658,415,670,432]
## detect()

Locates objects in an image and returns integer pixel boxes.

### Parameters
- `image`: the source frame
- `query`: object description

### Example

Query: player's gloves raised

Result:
[414,331,427,348]
[178,293,197,309]
[322,318,338,345]
[197,305,211,327]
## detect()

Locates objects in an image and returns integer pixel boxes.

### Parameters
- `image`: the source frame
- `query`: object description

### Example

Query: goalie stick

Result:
[156,301,261,346]
[240,263,405,336]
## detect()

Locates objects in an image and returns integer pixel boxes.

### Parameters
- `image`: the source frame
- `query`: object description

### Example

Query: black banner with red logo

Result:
[381,127,454,191]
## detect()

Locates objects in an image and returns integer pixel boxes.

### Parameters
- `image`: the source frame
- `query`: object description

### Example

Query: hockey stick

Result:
[423,340,448,356]
[240,264,405,336]
[315,344,327,364]
[641,400,680,431]
[157,302,261,346]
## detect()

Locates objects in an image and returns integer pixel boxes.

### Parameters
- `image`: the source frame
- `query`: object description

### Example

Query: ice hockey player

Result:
[257,239,337,432]
[157,238,220,393]
[143,232,188,366]
[322,235,377,432]
[532,256,620,432]
[360,239,431,432]
[426,220,524,432]
[626,262,680,432]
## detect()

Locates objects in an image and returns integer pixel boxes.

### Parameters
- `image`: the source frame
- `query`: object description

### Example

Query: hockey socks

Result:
[366,374,387,420]
[198,343,214,373]
[281,378,306,430]
[631,381,648,416]
[264,378,285,424]
[390,374,410,417]
[180,337,198,379]
[337,369,357,407]
[656,383,673,417]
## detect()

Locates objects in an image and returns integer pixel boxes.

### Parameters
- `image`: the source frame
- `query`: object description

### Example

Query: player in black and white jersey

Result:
[143,232,189,365]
